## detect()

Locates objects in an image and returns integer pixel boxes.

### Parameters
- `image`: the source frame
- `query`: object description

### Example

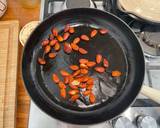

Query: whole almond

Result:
[99,29,109,34]
[41,39,49,46]
[64,43,72,54]
[103,58,109,68]
[79,48,88,54]
[64,24,70,32]
[111,70,122,77]
[48,52,56,59]
[69,65,79,71]
[73,37,80,44]
[80,69,88,75]
[94,67,105,73]
[57,35,64,42]
[70,94,79,102]
[71,43,79,51]
[87,61,96,67]
[44,45,51,54]
[38,57,46,65]
[60,89,66,99]
[90,29,98,38]
[63,32,70,41]
[81,35,89,41]
[52,28,58,36]
[49,39,57,46]
[69,27,75,34]
[52,73,60,83]
[96,54,102,64]
[79,58,88,64]
[68,90,79,95]
[58,81,66,89]
[54,43,61,51]
[60,70,70,77]
[89,92,96,104]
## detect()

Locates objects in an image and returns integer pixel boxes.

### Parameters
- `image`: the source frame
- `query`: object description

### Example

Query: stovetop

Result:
[29,0,160,127]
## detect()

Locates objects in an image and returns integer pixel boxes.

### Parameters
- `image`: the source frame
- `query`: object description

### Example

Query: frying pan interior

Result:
[22,8,144,124]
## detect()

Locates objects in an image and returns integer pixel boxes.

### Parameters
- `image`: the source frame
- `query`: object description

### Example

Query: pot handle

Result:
[141,86,160,104]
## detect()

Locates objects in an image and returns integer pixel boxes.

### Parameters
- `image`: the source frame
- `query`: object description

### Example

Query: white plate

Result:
[117,0,160,23]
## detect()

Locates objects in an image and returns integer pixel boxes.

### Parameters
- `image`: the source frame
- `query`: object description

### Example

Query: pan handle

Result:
[141,86,160,104]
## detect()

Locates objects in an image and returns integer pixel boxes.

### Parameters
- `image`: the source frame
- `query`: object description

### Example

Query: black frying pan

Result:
[22,8,144,124]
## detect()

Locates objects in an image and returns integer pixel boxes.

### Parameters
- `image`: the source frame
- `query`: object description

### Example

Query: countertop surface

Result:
[1,1,40,128]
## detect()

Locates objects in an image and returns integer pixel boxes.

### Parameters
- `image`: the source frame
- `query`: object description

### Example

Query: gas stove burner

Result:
[66,0,91,8]
[139,25,160,57]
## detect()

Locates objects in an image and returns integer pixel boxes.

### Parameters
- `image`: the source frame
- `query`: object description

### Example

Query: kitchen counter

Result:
[1,1,40,128]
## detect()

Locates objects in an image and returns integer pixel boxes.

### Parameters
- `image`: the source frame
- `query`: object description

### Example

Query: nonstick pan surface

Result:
[22,8,144,124]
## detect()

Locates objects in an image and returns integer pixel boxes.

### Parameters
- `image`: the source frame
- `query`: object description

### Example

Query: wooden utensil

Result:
[141,85,160,104]
[0,21,19,128]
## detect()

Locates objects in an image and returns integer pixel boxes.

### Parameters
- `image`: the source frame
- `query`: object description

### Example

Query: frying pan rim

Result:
[21,7,145,124]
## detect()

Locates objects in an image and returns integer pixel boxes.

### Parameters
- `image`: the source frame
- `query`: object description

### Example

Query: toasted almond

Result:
[48,52,57,59]
[96,54,102,64]
[60,70,70,76]
[52,73,60,83]
[60,89,66,99]
[68,90,79,95]
[70,94,79,102]
[69,65,79,71]
[94,67,105,73]
[111,70,122,77]
[79,58,88,64]
[38,57,46,65]
[79,48,88,54]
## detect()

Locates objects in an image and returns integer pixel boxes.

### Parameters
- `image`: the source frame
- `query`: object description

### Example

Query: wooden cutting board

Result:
[0,21,19,128]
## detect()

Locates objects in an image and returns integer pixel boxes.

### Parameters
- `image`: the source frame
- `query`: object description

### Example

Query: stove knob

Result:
[137,115,157,128]
[112,116,136,128]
